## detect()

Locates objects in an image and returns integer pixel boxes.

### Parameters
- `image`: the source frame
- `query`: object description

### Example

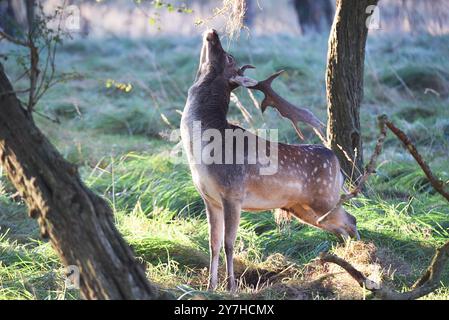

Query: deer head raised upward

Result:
[181,29,359,292]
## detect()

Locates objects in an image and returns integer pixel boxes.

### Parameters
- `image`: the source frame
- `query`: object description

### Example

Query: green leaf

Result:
[149,17,157,25]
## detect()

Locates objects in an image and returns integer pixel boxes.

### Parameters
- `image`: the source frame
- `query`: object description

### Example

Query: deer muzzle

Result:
[204,29,219,43]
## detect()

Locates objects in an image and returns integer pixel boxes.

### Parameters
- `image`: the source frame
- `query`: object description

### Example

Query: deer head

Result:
[196,29,323,138]
[195,29,257,90]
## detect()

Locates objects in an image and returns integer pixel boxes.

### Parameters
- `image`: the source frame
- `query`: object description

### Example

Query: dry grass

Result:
[221,0,247,40]
[194,0,248,41]
[291,241,414,299]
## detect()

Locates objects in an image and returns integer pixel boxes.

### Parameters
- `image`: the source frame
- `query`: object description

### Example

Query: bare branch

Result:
[34,109,60,124]
[0,31,29,47]
[384,118,449,202]
[0,88,31,98]
[27,39,39,114]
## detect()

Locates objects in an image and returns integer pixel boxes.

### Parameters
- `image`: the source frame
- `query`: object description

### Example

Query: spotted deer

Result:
[180,30,359,292]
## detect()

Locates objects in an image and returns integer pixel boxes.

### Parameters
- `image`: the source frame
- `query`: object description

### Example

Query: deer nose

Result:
[345,226,360,240]
[204,29,218,43]
[351,228,361,240]
[334,225,360,241]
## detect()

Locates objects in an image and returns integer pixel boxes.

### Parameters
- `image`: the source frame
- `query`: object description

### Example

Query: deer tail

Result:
[274,208,293,226]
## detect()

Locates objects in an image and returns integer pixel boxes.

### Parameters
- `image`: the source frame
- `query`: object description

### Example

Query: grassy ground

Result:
[0,32,448,300]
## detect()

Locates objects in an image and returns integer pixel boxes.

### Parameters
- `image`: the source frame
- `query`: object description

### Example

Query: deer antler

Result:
[247,70,324,140]
[238,64,256,76]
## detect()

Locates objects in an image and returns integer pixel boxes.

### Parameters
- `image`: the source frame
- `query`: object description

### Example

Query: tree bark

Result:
[0,63,160,300]
[326,0,378,182]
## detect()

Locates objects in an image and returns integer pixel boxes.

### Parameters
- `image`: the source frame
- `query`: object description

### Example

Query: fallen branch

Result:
[320,115,449,300]
[320,240,449,300]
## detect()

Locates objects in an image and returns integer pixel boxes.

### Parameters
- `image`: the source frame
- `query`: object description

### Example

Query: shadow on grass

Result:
[173,228,448,300]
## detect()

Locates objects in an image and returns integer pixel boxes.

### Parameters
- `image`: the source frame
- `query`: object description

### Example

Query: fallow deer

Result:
[180,29,359,292]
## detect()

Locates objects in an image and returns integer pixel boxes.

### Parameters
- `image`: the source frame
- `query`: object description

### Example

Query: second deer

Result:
[181,30,359,292]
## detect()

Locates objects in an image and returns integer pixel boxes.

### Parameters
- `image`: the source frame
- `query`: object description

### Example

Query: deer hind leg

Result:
[222,198,241,292]
[204,200,224,291]
[288,203,323,229]
[289,202,358,240]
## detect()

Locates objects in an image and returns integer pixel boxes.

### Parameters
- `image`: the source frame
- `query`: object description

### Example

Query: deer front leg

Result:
[222,199,241,292]
[205,200,224,291]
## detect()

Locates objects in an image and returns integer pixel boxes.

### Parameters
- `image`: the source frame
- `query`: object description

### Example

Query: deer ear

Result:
[230,76,258,88]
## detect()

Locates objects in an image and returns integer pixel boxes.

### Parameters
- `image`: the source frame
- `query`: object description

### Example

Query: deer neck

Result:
[183,74,231,131]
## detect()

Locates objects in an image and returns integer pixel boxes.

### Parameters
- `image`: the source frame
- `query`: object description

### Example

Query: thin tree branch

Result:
[0,31,29,47]
[384,118,449,202]
[0,88,31,98]
[27,38,39,114]
[34,109,60,124]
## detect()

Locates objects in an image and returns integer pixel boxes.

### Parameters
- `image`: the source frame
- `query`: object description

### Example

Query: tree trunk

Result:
[326,0,378,182]
[293,0,313,34]
[25,0,34,32]
[0,63,160,300]
[0,0,18,36]
[293,0,334,34]
[243,0,255,27]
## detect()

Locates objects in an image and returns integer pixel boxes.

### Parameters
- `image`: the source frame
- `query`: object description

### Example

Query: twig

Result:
[345,115,388,199]
[384,118,449,202]
[335,143,364,183]
[0,88,31,98]
[231,92,255,129]
[34,110,60,124]
[0,31,29,47]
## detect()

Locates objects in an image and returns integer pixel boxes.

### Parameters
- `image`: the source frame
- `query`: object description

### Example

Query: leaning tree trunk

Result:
[0,64,159,300]
[326,0,378,182]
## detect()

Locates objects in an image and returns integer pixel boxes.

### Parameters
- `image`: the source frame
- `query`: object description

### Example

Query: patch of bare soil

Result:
[240,242,414,300]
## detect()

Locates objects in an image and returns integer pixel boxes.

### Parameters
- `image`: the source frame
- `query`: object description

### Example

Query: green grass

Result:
[1,32,449,299]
